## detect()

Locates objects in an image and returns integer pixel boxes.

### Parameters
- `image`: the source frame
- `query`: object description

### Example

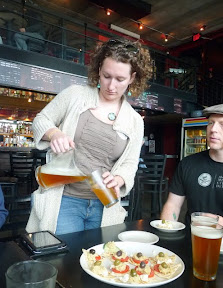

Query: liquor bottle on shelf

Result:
[2,123,7,133]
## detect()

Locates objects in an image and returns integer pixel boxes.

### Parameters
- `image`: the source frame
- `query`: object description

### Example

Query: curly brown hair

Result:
[88,39,153,97]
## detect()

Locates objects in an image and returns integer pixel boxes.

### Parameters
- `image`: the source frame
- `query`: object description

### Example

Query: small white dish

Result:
[150,220,186,233]
[220,238,223,254]
[118,230,159,244]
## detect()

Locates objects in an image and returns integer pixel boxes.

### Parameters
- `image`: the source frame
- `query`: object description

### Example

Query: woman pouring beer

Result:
[26,39,153,235]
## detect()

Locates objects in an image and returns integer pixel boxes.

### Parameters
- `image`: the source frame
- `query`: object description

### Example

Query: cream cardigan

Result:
[26,85,144,233]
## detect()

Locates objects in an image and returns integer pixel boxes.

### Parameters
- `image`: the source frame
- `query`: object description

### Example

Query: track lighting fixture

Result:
[105,9,111,16]
[138,23,143,30]
[200,25,206,31]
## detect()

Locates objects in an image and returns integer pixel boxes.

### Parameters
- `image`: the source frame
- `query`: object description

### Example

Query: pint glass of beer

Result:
[191,221,223,281]
[35,149,88,189]
[89,170,118,208]
[191,212,219,224]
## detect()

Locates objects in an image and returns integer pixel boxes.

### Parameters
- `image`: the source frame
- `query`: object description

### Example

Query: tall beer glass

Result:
[191,212,219,224]
[89,170,118,208]
[191,221,223,281]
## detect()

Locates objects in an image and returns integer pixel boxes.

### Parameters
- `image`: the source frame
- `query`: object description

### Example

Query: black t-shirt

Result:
[170,150,223,224]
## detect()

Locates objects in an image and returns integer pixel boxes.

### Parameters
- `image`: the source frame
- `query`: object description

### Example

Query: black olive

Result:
[116,250,122,257]
[140,261,146,269]
[89,249,96,254]
[137,252,142,258]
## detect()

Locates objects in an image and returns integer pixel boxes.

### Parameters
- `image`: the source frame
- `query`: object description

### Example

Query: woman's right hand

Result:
[48,129,75,153]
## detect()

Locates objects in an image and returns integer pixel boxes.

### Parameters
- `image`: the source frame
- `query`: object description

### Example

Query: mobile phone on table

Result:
[21,230,67,255]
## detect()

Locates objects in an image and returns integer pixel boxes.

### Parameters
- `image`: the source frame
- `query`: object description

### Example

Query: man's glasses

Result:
[107,39,139,55]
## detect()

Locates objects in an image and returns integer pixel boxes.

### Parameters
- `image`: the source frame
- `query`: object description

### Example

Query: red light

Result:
[193,33,201,41]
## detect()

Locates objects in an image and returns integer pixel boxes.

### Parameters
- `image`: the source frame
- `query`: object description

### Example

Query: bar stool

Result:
[135,154,168,219]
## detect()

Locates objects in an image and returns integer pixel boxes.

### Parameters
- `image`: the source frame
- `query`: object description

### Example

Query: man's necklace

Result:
[108,112,116,121]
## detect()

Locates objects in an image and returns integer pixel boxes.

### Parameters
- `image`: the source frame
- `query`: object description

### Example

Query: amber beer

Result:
[191,222,223,281]
[91,185,118,207]
[89,170,118,208]
[36,166,88,189]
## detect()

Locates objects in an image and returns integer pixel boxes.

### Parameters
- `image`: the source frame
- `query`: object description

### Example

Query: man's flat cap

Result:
[203,104,223,117]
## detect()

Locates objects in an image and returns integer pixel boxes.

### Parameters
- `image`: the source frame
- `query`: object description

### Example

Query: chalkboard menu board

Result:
[0,59,87,94]
[0,59,192,114]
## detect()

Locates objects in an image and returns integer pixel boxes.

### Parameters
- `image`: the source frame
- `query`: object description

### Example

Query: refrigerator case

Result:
[180,117,208,159]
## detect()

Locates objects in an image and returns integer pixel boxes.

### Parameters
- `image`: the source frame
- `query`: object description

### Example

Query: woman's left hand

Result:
[102,172,125,198]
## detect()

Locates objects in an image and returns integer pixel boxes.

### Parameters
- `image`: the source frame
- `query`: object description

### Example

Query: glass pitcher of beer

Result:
[35,149,88,189]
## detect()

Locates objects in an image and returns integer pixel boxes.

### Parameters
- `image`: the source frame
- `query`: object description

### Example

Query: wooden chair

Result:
[32,149,47,190]
[121,184,137,222]
[33,149,47,167]
[0,180,18,200]
[135,154,168,219]
[10,151,35,195]
[0,184,31,241]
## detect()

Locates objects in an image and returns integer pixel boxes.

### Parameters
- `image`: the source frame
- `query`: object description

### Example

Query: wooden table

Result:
[1,220,223,287]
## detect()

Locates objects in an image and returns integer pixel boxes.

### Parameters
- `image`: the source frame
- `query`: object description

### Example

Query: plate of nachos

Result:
[80,241,184,287]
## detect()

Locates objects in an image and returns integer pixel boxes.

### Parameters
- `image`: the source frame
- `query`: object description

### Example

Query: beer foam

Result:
[192,216,217,223]
[41,165,78,176]
[191,225,223,239]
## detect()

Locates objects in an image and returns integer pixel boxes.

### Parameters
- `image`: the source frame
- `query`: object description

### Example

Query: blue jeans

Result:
[55,196,103,235]
[14,32,44,50]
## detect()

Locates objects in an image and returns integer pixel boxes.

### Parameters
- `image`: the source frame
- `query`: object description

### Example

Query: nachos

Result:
[82,242,182,285]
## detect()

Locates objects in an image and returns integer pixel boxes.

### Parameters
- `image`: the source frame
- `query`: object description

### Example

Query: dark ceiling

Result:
[34,0,223,50]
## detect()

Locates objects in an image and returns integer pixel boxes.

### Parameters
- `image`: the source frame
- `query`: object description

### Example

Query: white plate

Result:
[118,231,159,244]
[220,238,223,254]
[80,241,185,287]
[150,220,186,233]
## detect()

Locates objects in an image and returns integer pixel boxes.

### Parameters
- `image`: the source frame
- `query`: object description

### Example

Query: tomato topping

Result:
[95,255,101,261]
[112,255,129,262]
[132,258,149,265]
[111,265,130,274]
[149,269,155,278]
[153,264,160,272]
[135,266,155,278]
[135,268,143,275]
